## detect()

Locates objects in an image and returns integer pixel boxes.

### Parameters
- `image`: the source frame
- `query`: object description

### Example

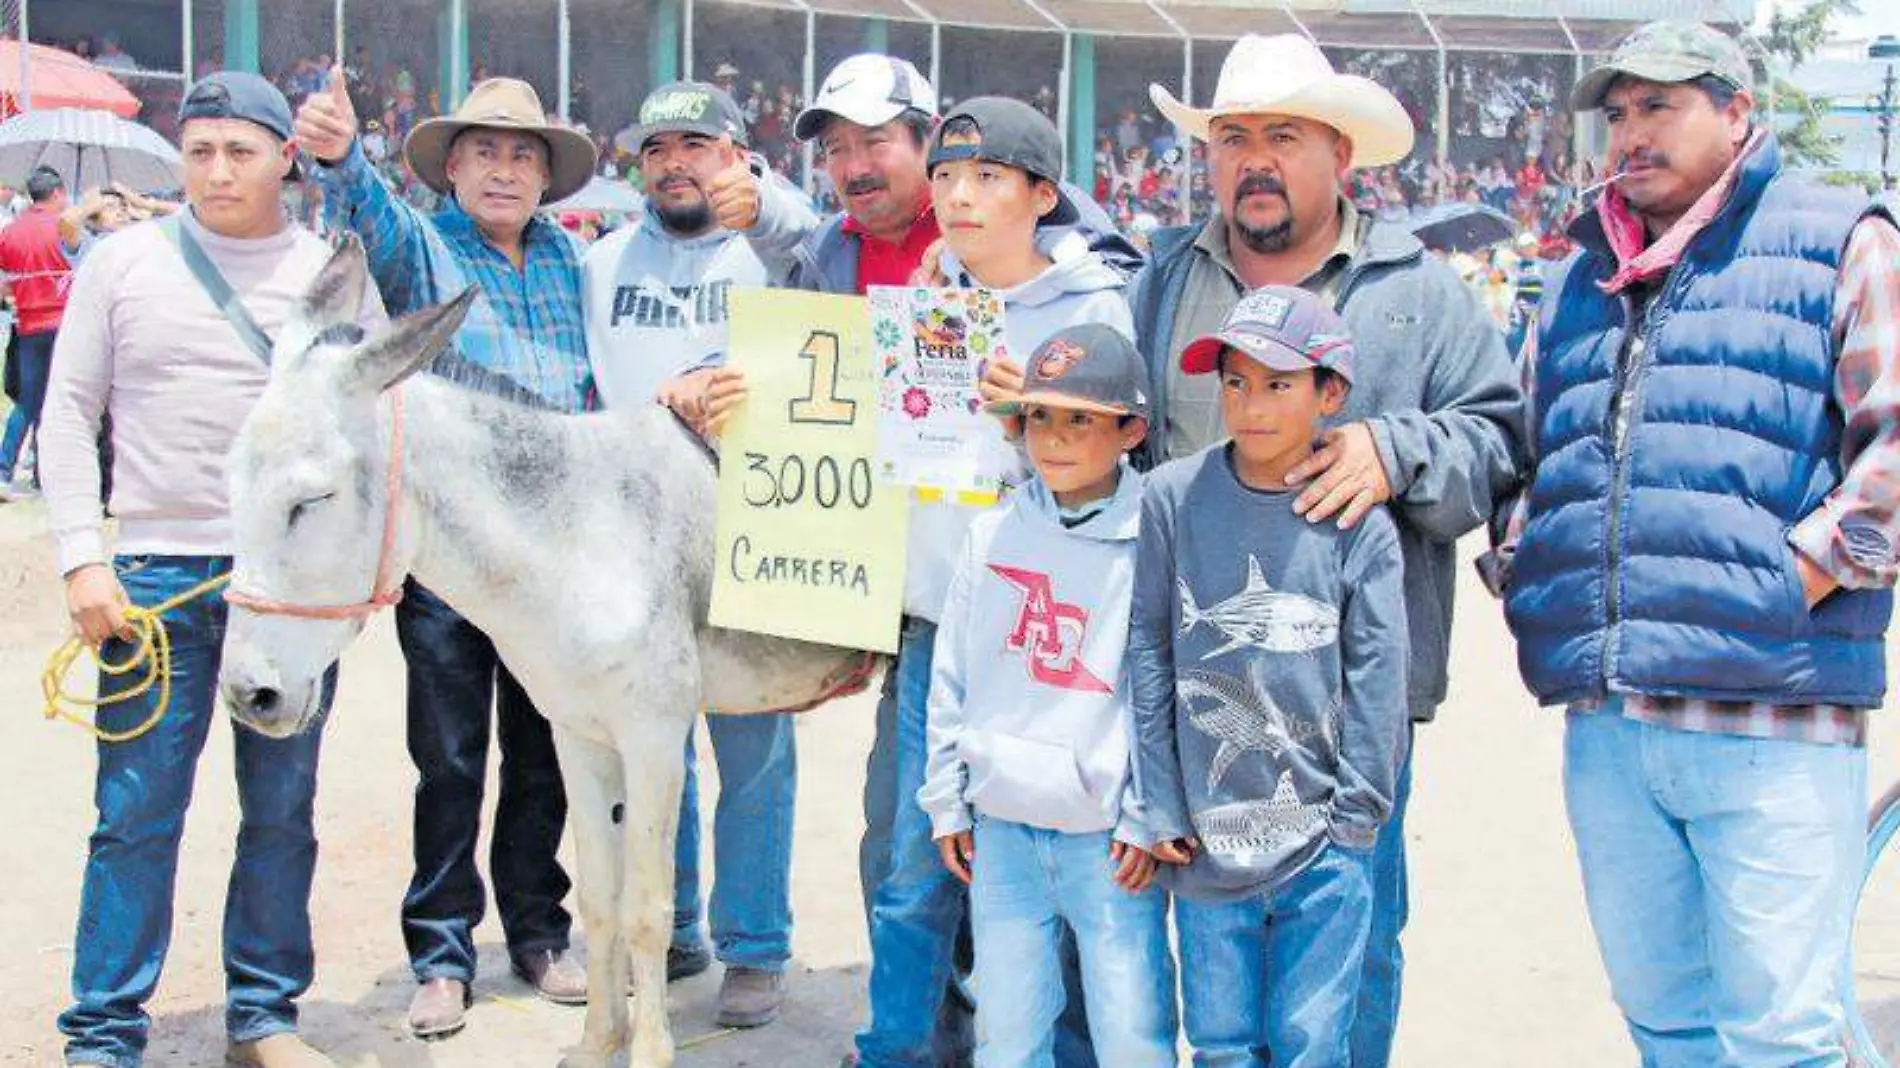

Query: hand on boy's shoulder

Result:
[1287,422,1392,530]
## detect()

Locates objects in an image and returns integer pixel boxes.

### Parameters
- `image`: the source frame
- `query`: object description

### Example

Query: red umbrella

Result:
[0,40,141,119]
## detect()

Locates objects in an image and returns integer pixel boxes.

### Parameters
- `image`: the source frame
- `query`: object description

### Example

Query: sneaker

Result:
[714,966,785,1029]
[668,940,713,982]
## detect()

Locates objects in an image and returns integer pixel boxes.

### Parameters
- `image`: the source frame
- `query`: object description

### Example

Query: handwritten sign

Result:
[711,288,908,654]
[870,286,1009,505]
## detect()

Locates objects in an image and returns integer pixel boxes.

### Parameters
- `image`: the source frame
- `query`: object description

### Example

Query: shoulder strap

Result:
[161,215,275,365]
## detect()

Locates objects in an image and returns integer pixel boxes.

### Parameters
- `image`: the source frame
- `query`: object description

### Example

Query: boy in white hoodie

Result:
[920,324,1176,1068]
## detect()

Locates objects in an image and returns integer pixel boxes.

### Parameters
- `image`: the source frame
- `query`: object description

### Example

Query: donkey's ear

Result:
[305,234,370,329]
[350,287,476,395]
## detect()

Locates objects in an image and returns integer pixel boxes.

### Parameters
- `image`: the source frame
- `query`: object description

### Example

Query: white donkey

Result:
[216,237,873,1067]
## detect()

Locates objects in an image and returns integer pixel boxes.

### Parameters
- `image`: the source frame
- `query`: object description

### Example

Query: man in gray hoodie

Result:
[580,80,818,1031]
[983,34,1525,1066]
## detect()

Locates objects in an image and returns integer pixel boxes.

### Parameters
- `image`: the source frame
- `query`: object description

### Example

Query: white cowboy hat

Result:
[1149,34,1415,168]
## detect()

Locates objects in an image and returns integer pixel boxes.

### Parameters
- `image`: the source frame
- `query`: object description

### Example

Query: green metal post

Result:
[1067,33,1096,189]
[225,0,260,74]
[650,0,681,90]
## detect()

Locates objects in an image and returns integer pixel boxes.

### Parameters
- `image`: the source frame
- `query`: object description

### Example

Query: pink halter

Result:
[224,391,409,620]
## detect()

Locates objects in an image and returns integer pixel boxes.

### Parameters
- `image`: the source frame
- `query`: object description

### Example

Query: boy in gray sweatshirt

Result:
[1129,286,1409,1067]
[921,324,1176,1067]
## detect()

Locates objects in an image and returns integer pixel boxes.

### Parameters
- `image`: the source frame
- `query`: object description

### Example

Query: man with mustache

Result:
[296,69,598,1039]
[579,80,818,1030]
[1486,22,1900,1065]
[984,34,1524,1065]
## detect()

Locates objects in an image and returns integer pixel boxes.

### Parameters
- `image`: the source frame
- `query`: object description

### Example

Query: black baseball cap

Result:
[632,81,749,151]
[927,97,1078,226]
[179,71,300,178]
[989,323,1150,421]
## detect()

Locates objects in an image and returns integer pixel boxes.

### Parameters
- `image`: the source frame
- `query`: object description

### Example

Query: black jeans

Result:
[395,581,571,982]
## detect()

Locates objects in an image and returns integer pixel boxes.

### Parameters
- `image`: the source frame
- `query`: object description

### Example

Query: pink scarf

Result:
[1596,129,1766,295]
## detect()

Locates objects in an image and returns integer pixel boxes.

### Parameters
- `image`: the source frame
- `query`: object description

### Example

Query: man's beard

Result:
[655,198,713,236]
[1231,172,1293,254]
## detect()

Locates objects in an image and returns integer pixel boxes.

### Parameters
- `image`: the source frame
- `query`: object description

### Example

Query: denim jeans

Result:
[1,328,54,480]
[1350,727,1413,1068]
[673,712,798,972]
[856,619,1094,1068]
[395,581,571,982]
[1563,708,1865,1068]
[61,555,331,1067]
[968,820,1177,1068]
[1176,844,1375,1068]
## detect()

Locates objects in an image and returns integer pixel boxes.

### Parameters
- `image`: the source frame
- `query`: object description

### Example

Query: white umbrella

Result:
[0,107,181,194]
[549,175,645,214]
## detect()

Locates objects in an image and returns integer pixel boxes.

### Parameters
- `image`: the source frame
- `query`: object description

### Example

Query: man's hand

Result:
[656,368,720,432]
[1287,422,1394,529]
[1795,550,1838,610]
[907,238,950,287]
[1151,837,1198,866]
[702,367,751,438]
[293,64,359,166]
[65,564,133,649]
[1109,841,1160,892]
[979,355,1026,440]
[937,830,975,885]
[706,162,762,232]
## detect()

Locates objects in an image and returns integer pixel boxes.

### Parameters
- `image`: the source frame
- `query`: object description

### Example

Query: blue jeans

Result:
[1564,708,1865,1068]
[1,328,53,480]
[969,821,1177,1068]
[395,581,571,982]
[1176,845,1375,1068]
[61,555,331,1067]
[673,713,798,971]
[857,619,1094,1068]
[1350,728,1413,1068]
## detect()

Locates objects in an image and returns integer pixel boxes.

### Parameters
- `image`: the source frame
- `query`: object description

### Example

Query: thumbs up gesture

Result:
[706,160,762,233]
[295,64,359,166]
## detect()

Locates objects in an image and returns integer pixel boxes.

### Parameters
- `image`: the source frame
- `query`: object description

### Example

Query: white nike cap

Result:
[793,54,939,143]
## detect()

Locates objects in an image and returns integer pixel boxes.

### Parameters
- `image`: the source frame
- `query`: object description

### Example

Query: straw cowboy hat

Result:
[1149,34,1415,168]
[405,78,597,203]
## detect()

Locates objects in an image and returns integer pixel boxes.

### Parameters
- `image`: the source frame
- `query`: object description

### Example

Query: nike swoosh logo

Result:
[822,77,856,95]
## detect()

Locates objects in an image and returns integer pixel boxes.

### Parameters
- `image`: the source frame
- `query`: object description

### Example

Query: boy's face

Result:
[1217,352,1347,473]
[931,158,1057,273]
[1023,402,1146,508]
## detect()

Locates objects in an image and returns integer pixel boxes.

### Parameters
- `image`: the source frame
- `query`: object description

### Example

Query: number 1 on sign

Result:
[789,331,857,426]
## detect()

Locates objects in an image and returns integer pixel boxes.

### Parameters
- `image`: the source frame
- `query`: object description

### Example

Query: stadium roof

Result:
[720,0,1746,47]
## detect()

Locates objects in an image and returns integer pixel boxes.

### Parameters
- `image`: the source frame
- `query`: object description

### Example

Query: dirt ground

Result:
[3,499,1898,1067]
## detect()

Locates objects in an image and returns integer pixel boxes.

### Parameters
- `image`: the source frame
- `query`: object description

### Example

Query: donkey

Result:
[216,237,874,1068]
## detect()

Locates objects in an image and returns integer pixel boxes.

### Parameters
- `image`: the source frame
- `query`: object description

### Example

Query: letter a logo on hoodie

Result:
[989,565,1112,694]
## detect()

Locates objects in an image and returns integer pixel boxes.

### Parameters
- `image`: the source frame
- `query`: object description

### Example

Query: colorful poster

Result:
[710,288,909,654]
[869,285,1010,503]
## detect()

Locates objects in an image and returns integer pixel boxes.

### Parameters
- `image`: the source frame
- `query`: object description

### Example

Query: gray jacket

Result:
[1130,220,1527,720]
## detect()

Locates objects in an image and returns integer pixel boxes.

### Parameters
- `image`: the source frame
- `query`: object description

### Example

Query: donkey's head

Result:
[219,236,472,738]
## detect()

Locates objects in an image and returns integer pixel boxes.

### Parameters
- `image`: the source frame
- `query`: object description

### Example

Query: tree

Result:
[1753,0,1862,168]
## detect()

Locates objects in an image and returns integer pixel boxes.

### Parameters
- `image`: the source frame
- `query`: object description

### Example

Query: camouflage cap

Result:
[1571,20,1753,112]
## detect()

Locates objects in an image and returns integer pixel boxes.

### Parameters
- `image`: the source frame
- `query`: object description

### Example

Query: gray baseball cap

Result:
[991,323,1151,421]
[179,71,300,178]
[927,96,1079,226]
[632,81,750,150]
[1572,20,1754,112]
[1181,285,1356,387]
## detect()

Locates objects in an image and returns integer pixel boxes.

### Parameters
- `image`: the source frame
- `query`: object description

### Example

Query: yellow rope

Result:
[40,572,233,744]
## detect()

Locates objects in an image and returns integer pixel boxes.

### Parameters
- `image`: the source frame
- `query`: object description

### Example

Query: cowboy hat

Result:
[1149,34,1414,168]
[404,78,597,204]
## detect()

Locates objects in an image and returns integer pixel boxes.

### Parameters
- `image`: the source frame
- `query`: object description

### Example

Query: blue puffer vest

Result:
[1507,135,1892,708]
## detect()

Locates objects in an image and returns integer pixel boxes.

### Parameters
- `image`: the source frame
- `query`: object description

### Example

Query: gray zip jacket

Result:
[1130,218,1527,720]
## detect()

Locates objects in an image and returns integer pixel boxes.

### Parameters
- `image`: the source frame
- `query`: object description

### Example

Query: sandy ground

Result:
[1,499,1897,1068]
